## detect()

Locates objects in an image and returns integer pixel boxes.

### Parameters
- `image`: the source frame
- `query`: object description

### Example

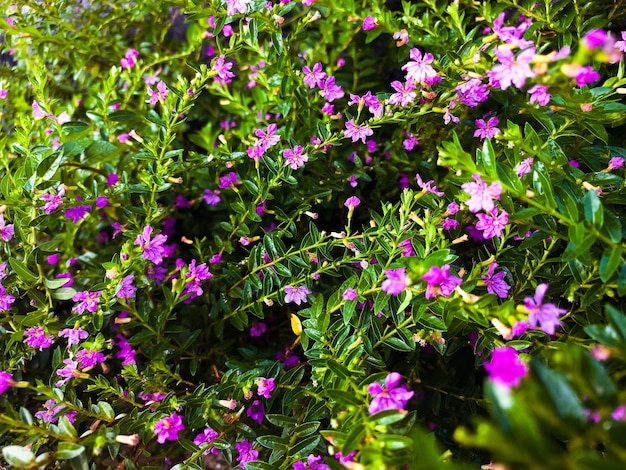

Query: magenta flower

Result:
[475,207,508,239]
[422,265,462,299]
[302,62,326,89]
[40,187,65,214]
[416,173,444,196]
[456,78,490,107]
[24,326,55,350]
[0,215,14,241]
[283,145,308,169]
[487,47,536,90]
[388,80,416,107]
[213,55,236,85]
[318,76,344,101]
[584,29,607,49]
[257,377,276,398]
[58,328,89,347]
[524,284,567,335]
[194,426,219,455]
[293,454,331,470]
[250,322,266,337]
[72,290,102,314]
[474,115,501,140]
[115,335,137,366]
[482,263,511,298]
[342,288,358,300]
[575,66,600,87]
[120,48,139,70]
[202,189,221,206]
[284,285,311,305]
[218,171,238,189]
[247,399,265,424]
[76,348,106,368]
[154,413,185,444]
[64,205,91,223]
[116,275,137,299]
[255,123,280,150]
[182,260,212,300]
[135,225,168,265]
[0,284,16,312]
[225,0,249,16]
[616,31,626,53]
[381,268,408,296]
[344,120,373,143]
[515,157,534,177]
[56,358,82,387]
[484,346,528,389]
[35,399,65,423]
[461,174,502,213]
[0,371,15,394]
[608,157,625,171]
[367,372,414,414]
[344,196,361,210]
[146,80,169,105]
[528,84,551,106]
[402,48,437,84]
[362,15,377,31]
[235,440,258,465]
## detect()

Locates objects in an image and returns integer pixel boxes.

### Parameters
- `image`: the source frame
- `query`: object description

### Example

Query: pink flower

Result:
[235,440,258,465]
[344,120,373,143]
[402,48,437,84]
[362,16,377,31]
[461,174,502,213]
[575,66,600,87]
[284,285,311,305]
[293,454,331,470]
[422,265,462,299]
[584,29,608,49]
[482,263,511,298]
[250,322,266,337]
[475,207,508,239]
[183,260,212,300]
[342,288,358,300]
[381,268,408,296]
[24,326,55,350]
[154,413,185,444]
[416,173,444,196]
[213,55,236,85]
[616,32,626,53]
[72,290,102,314]
[487,47,535,90]
[344,196,361,210]
[146,80,168,105]
[474,115,501,140]
[76,348,106,368]
[226,0,249,16]
[484,346,528,389]
[116,275,137,299]
[0,215,14,241]
[58,328,89,347]
[528,84,551,106]
[318,76,344,101]
[515,157,534,176]
[283,145,308,169]
[0,371,15,394]
[456,78,489,107]
[64,205,91,223]
[302,62,326,89]
[608,157,625,171]
[121,48,139,69]
[367,372,414,414]
[202,189,221,206]
[388,80,416,107]
[194,426,219,451]
[134,225,168,265]
[393,30,409,46]
[524,284,567,335]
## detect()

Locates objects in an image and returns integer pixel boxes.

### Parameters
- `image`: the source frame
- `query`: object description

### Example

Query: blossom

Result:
[456,78,490,107]
[183,260,212,299]
[226,0,249,16]
[0,284,15,311]
[344,196,361,210]
[474,115,501,140]
[491,12,534,48]
[56,358,83,387]
[202,189,221,206]
[584,29,607,49]
[115,335,137,366]
[0,215,14,241]
[218,171,238,189]
[76,348,107,368]
[64,205,91,223]
[616,31,626,53]
[40,186,65,213]
[367,372,414,414]
[121,48,139,70]
[257,377,276,398]
[461,174,502,213]
[256,123,280,150]
[362,15,377,31]
[283,145,308,169]
[0,371,15,394]
[134,225,168,265]
[528,84,551,106]
[250,322,266,337]
[284,285,311,305]
[515,157,534,177]
[575,66,600,87]
[293,454,331,470]
[116,275,137,299]
[24,326,55,350]
[35,400,65,423]
[381,268,409,296]
[524,284,567,335]
[487,47,535,90]
[393,29,409,47]
[154,413,185,444]
[194,427,219,455]
[416,173,444,196]
[72,290,102,314]
[344,120,373,143]
[146,80,168,105]
[482,263,511,298]
[247,399,265,424]
[422,265,462,299]
[402,47,437,84]
[484,347,528,389]
[213,55,235,85]
[318,76,344,101]
[475,207,508,239]
[608,157,625,171]
[302,62,326,89]
[388,80,416,107]
[58,328,89,347]
[342,288,358,300]
[235,440,258,465]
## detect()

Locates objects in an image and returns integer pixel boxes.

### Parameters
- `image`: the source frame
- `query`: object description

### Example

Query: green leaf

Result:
[53,287,77,300]
[480,138,497,179]
[9,257,38,284]
[256,435,288,451]
[293,421,320,437]
[532,360,586,422]
[45,277,71,289]
[98,401,115,420]
[2,446,35,467]
[583,189,603,227]
[325,389,363,407]
[265,414,297,428]
[286,434,320,457]
[56,442,85,460]
[599,246,622,282]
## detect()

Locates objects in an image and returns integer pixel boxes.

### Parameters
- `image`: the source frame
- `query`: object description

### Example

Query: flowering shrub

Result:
[1,1,626,469]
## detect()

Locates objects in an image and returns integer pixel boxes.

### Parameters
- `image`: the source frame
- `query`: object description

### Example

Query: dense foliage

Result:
[1,0,626,469]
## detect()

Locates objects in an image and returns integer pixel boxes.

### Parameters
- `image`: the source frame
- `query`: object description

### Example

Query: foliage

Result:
[0,0,626,469]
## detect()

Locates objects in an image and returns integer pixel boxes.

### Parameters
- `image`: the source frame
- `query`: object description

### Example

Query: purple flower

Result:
[218,171,238,189]
[367,372,414,414]
[342,288,358,300]
[293,454,331,470]
[146,80,169,105]
[194,427,219,455]
[235,440,258,465]
[318,76,344,101]
[487,47,535,90]
[461,174,502,213]
[475,208,508,239]
[40,187,65,213]
[362,15,377,31]
[134,226,168,265]
[64,205,91,223]
[402,48,437,84]
[115,335,137,366]
[183,260,212,300]
[344,196,361,210]
[202,189,221,206]
[524,284,567,335]
[0,284,16,312]
[35,400,65,423]
[584,29,607,49]
[72,290,102,314]
[250,321,266,337]
[416,173,444,196]
[388,80,416,107]
[283,145,308,169]
[255,123,280,150]
[515,157,534,177]
[213,55,236,85]
[116,275,137,299]
[381,268,408,296]
[58,328,89,347]
[616,31,626,53]
[607,157,624,171]
[284,285,311,305]
[257,377,276,399]
[482,263,511,298]
[55,358,82,387]
[0,371,14,394]
[422,265,462,299]
[484,346,528,389]
[247,399,265,424]
[154,413,185,444]
[225,0,248,16]
[528,85,551,106]
[0,215,14,241]
[456,78,490,107]
[302,62,326,89]
[575,66,600,87]
[76,348,106,368]
[23,326,55,350]
[344,120,373,143]
[474,115,501,140]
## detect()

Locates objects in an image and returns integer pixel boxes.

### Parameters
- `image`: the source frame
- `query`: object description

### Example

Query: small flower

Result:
[226,0,249,17]
[381,268,408,296]
[402,48,437,84]
[247,399,265,424]
[422,265,462,299]
[35,399,65,423]
[474,115,501,140]
[344,196,361,210]
[146,80,169,105]
[616,31,626,53]
[121,48,139,70]
[0,284,15,312]
[0,371,15,394]
[574,66,600,87]
[257,377,276,399]
[302,62,326,89]
[318,76,344,101]
[484,346,528,389]
[482,263,511,298]
[362,15,377,31]
[134,225,168,265]
[344,120,373,143]
[367,372,414,414]
[72,291,102,314]
[342,288,358,300]
[283,145,308,169]
[115,335,137,366]
[293,454,331,470]
[58,328,89,347]
[202,189,221,206]
[515,157,534,177]
[75,348,106,368]
[250,322,266,337]
[0,215,14,241]
[235,440,258,465]
[528,84,551,106]
[218,171,238,189]
[475,207,508,239]
[284,285,311,305]
[393,29,409,47]
[23,326,55,350]
[213,55,236,85]
[456,78,490,107]
[116,275,137,299]
[487,47,536,90]
[194,426,219,454]
[461,174,502,213]
[388,80,416,107]
[154,413,185,444]
[523,284,567,335]
[64,205,91,223]
[607,157,625,171]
